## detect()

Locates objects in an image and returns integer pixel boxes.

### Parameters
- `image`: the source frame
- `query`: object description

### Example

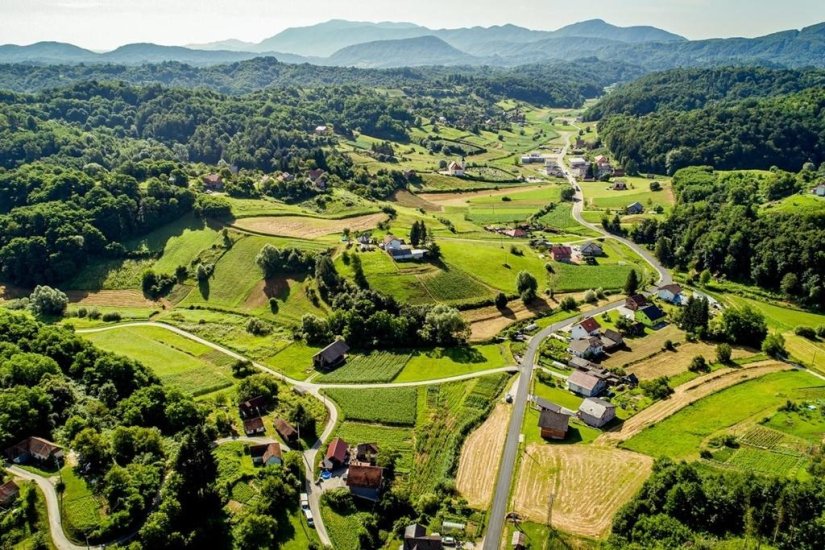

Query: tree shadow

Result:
[416,346,486,364]
[198,277,210,300]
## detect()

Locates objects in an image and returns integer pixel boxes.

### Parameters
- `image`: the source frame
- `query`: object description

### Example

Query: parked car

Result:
[300,493,309,511]
[443,536,457,546]
[303,508,314,527]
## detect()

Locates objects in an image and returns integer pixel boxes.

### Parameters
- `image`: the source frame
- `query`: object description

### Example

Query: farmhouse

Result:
[388,246,427,261]
[569,157,589,178]
[567,369,606,397]
[313,340,350,370]
[578,397,616,428]
[203,173,223,191]
[0,480,19,507]
[551,245,573,262]
[249,443,282,466]
[625,294,648,311]
[657,284,684,304]
[4,437,63,465]
[571,317,601,340]
[404,524,443,550]
[274,418,299,443]
[538,408,570,440]
[383,234,405,250]
[579,242,603,257]
[626,202,644,215]
[636,304,667,327]
[355,442,380,465]
[446,161,465,177]
[503,228,527,238]
[324,437,349,469]
[600,329,624,351]
[243,416,265,436]
[521,152,545,164]
[610,180,627,191]
[238,395,268,419]
[346,463,384,501]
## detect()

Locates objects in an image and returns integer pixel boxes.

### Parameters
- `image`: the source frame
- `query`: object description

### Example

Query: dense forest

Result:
[587,67,825,173]
[630,166,825,308]
[585,66,825,119]
[611,459,825,549]
[0,56,644,106]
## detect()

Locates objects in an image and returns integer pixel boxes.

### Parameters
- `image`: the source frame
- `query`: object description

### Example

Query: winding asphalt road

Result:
[482,129,671,549]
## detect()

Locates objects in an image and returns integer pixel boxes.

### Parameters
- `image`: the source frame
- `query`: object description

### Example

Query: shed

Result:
[313,341,349,371]
[0,480,19,507]
[538,409,569,440]
[274,418,298,443]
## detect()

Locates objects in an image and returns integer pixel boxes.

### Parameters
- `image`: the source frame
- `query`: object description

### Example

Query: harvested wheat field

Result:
[66,289,159,308]
[627,341,752,380]
[513,444,653,538]
[601,324,683,368]
[597,360,788,446]
[233,213,386,238]
[456,404,512,508]
[419,185,545,207]
[392,190,440,211]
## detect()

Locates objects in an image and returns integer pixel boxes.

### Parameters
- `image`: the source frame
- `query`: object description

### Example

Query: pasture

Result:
[512,444,653,538]
[394,344,511,382]
[324,387,418,425]
[623,369,824,459]
[82,325,235,396]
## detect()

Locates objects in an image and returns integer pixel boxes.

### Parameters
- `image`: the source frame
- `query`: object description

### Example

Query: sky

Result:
[2,0,824,50]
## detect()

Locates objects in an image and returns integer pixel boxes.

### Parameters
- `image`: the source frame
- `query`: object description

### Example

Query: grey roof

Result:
[538,409,570,432]
[533,397,562,412]
[602,329,624,344]
[568,370,602,390]
[639,304,666,322]
[578,397,615,418]
[314,340,349,363]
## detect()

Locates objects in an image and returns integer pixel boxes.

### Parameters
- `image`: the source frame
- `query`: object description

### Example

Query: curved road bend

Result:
[76,322,519,546]
[483,131,672,549]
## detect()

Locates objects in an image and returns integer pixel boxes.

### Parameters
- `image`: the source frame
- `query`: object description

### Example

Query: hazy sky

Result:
[3,0,824,50]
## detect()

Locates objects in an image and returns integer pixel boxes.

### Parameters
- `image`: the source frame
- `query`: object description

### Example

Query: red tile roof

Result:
[326,437,349,463]
[551,245,572,259]
[346,464,384,489]
[578,317,601,333]
[0,480,19,504]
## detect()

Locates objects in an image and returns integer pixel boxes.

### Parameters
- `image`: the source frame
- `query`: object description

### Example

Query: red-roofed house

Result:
[571,317,601,340]
[551,245,572,262]
[346,464,384,501]
[324,437,349,470]
[0,480,20,507]
[4,437,63,465]
[250,443,282,467]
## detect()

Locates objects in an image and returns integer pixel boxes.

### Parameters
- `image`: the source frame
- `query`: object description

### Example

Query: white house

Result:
[382,235,404,250]
[567,370,606,397]
[571,317,601,340]
[657,284,684,304]
[521,152,544,164]
[568,337,604,359]
[446,161,465,177]
[569,157,588,178]
[578,397,616,427]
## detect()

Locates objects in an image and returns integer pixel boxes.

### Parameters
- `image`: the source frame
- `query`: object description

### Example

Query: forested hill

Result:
[0,57,644,105]
[585,67,825,119]
[597,85,825,174]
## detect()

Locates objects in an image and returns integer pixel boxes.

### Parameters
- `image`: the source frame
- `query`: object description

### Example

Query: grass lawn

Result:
[764,408,825,444]
[60,466,105,539]
[125,213,221,274]
[532,379,584,410]
[721,294,825,332]
[439,238,547,293]
[549,262,636,292]
[83,325,235,396]
[394,344,512,382]
[624,370,825,459]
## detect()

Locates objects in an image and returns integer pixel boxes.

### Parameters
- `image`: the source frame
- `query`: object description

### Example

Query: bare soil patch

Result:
[513,444,653,538]
[597,360,788,446]
[243,278,289,309]
[456,404,512,508]
[233,213,386,238]
[419,185,546,207]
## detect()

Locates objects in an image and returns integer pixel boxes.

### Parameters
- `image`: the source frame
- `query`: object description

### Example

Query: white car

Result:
[299,493,309,511]
[303,508,314,527]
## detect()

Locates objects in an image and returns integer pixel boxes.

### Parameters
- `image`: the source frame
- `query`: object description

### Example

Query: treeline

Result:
[585,66,825,119]
[630,166,825,308]
[0,56,644,107]
[0,163,194,286]
[611,459,825,549]
[597,86,825,173]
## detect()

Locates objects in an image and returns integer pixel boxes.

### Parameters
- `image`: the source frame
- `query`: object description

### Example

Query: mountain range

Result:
[1,19,823,70]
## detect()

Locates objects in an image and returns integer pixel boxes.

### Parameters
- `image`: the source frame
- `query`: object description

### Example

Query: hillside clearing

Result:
[232,213,386,238]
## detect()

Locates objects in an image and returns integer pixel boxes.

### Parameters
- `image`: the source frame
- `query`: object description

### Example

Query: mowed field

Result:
[82,325,235,396]
[232,213,386,238]
[619,368,824,459]
[513,444,653,538]
[598,360,789,446]
[456,403,511,508]
[626,340,752,380]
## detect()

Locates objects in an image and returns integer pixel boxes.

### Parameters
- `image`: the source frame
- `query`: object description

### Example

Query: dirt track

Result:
[513,444,653,538]
[232,213,386,238]
[597,360,789,446]
[456,403,512,508]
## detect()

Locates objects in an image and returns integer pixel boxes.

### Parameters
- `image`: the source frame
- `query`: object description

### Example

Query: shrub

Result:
[246,317,272,336]
[583,290,598,304]
[494,292,508,310]
[28,285,69,316]
[794,326,817,340]
[88,309,101,320]
[762,333,786,358]
[322,488,356,514]
[688,355,709,373]
[663,339,675,351]
[559,296,578,311]
[640,376,673,400]
[716,343,732,363]
[102,312,122,322]
[269,297,279,313]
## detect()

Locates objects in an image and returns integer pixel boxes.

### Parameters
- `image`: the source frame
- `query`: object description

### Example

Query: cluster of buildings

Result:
[1,436,63,507]
[535,394,617,439]
[546,241,603,264]
[567,317,625,360]
[382,234,428,261]
[238,394,302,459]
[323,437,385,501]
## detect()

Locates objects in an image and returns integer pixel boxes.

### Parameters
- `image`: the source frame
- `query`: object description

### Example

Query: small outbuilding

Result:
[274,418,299,443]
[538,408,569,440]
[313,341,350,371]
[250,443,282,466]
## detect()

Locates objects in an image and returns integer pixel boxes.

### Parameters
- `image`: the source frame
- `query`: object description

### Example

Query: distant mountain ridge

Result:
[1,19,823,70]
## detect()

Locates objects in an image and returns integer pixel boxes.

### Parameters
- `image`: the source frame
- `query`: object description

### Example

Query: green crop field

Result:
[764,408,825,443]
[395,344,511,382]
[723,446,809,478]
[550,262,637,292]
[83,325,235,396]
[61,466,105,538]
[624,370,825,459]
[325,387,417,425]
[319,351,412,383]
[419,266,495,303]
